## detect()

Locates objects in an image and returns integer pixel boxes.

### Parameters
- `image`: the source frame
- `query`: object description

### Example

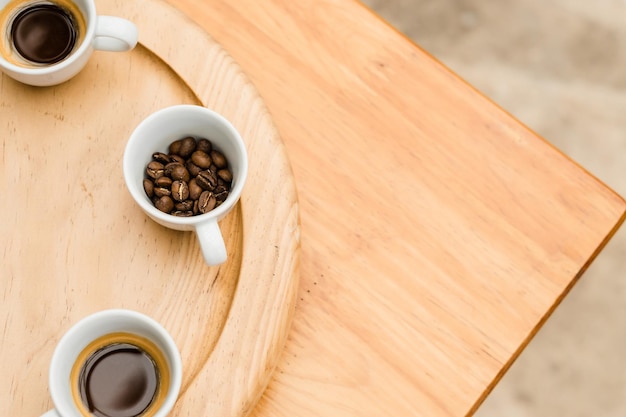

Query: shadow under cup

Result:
[0,0,87,67]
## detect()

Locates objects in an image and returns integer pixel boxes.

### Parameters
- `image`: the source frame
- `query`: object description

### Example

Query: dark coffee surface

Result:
[11,4,77,64]
[79,343,159,417]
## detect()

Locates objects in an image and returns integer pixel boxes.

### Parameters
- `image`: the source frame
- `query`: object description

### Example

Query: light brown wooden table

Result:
[167,1,626,416]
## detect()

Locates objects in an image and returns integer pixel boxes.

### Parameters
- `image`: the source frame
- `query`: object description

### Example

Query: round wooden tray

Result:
[0,0,300,415]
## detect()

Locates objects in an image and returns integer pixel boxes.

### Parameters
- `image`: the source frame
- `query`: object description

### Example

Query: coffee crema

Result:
[70,333,171,417]
[0,0,86,67]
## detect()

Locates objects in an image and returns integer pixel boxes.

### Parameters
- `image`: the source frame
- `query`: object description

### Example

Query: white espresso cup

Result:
[0,0,137,86]
[42,309,182,417]
[123,105,249,266]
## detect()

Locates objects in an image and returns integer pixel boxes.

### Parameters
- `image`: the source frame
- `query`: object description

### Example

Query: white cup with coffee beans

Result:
[42,309,182,417]
[123,104,249,266]
[0,0,138,86]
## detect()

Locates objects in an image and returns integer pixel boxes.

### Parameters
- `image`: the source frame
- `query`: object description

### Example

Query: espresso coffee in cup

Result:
[43,309,182,417]
[0,0,137,86]
[70,333,171,417]
[0,0,86,67]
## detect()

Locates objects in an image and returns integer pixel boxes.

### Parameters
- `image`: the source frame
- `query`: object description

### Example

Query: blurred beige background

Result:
[361,0,626,415]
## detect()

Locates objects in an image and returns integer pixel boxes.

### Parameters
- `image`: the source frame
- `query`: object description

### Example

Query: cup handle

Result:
[93,16,138,52]
[195,220,227,266]
[41,410,60,417]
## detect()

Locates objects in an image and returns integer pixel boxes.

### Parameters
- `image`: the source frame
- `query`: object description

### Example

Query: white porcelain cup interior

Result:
[123,104,249,266]
[0,0,138,86]
[43,309,182,417]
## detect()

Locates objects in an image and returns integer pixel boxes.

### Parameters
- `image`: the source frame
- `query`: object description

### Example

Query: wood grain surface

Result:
[0,0,299,415]
[165,1,626,416]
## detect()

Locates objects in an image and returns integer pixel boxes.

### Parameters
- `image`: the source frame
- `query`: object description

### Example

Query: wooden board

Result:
[0,0,300,416]
[164,1,626,417]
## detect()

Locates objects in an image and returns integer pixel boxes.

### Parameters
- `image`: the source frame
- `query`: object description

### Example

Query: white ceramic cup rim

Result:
[48,309,182,417]
[0,0,97,74]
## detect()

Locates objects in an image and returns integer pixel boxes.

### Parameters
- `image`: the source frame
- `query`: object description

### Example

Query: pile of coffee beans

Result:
[143,136,232,216]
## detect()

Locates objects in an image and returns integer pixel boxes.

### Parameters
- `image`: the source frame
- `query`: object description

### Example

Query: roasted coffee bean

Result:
[213,185,229,203]
[146,161,164,179]
[163,162,181,175]
[154,187,171,198]
[196,170,218,191]
[169,154,185,164]
[152,152,171,165]
[188,178,203,200]
[210,150,227,168]
[171,180,189,202]
[190,150,211,169]
[175,200,194,211]
[168,139,183,155]
[154,176,172,188]
[185,160,202,177]
[143,179,155,198]
[217,169,232,182]
[165,163,190,182]
[198,191,216,214]
[178,136,197,158]
[155,196,174,213]
[144,136,232,217]
[196,138,212,154]
[171,210,193,217]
